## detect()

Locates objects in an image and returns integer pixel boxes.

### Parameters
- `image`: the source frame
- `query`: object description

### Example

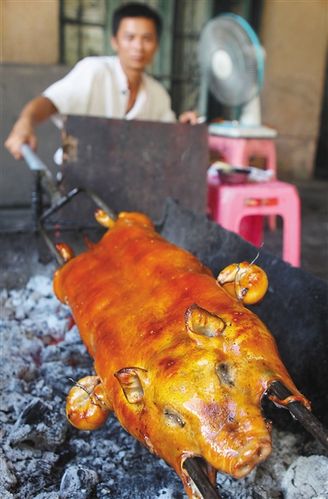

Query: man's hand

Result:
[178,111,200,125]
[5,96,58,160]
[5,117,37,160]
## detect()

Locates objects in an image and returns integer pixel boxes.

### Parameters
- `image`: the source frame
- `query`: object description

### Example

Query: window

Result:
[60,0,213,115]
[60,0,256,116]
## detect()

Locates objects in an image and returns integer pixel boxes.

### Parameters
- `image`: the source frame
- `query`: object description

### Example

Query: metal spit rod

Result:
[269,381,328,450]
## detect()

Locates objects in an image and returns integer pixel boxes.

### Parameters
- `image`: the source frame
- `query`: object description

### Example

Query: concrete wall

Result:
[2,0,59,64]
[1,0,62,209]
[1,64,70,209]
[260,0,327,179]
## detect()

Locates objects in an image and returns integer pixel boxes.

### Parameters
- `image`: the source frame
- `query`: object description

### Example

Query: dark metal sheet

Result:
[56,116,208,226]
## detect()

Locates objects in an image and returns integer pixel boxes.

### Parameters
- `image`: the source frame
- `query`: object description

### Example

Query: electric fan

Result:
[198,13,276,138]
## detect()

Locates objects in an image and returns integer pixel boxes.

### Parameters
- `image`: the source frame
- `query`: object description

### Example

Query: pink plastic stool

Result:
[208,135,277,176]
[209,134,278,232]
[207,175,301,267]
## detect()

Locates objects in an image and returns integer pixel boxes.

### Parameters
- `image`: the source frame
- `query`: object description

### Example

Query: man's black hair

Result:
[112,2,162,38]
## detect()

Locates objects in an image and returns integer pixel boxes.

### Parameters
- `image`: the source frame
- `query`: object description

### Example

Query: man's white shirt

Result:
[43,56,176,125]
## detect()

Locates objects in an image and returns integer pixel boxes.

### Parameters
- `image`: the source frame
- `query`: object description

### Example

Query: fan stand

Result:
[239,96,261,126]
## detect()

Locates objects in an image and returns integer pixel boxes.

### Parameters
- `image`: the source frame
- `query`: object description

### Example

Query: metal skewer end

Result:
[268,381,328,450]
[183,457,221,499]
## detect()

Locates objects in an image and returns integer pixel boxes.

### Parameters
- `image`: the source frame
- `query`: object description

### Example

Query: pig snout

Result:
[191,398,273,478]
[200,418,272,478]
[233,437,272,477]
[199,426,272,478]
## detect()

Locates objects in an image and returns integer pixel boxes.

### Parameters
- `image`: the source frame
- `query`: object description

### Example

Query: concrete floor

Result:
[263,179,328,282]
[298,180,328,281]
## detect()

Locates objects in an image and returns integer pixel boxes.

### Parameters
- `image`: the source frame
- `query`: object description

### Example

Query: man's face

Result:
[111,17,159,72]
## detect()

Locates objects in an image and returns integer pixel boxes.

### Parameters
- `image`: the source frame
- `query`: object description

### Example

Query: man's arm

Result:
[5,96,58,159]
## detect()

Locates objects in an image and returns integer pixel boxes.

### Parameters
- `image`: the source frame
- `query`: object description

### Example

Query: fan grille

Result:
[199,15,264,107]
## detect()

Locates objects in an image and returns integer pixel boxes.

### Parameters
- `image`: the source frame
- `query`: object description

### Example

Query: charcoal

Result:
[34,493,60,499]
[14,398,50,425]
[7,398,67,450]
[59,465,98,498]
[0,486,15,499]
[3,445,60,498]
[69,439,91,456]
[40,361,91,395]
[0,451,17,489]
[32,379,55,400]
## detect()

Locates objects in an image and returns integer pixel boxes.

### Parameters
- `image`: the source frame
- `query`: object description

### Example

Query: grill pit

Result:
[1,200,327,498]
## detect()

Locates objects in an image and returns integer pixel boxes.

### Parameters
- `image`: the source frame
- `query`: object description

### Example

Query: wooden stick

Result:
[268,381,328,450]
[183,457,221,498]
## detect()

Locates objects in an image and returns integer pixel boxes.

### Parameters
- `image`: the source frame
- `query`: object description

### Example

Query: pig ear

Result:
[185,304,226,338]
[114,367,147,404]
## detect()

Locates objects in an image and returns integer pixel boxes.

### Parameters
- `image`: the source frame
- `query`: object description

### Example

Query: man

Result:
[5,2,197,160]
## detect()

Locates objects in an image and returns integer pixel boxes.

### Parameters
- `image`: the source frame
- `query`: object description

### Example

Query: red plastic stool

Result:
[207,175,301,267]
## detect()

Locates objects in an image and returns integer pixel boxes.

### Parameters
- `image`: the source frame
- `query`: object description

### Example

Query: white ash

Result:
[282,456,328,499]
[0,274,327,499]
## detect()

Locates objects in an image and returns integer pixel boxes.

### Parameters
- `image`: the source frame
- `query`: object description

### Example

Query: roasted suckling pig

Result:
[53,210,310,497]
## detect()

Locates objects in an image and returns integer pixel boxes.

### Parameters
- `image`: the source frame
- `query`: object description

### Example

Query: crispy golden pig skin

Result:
[53,212,308,496]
